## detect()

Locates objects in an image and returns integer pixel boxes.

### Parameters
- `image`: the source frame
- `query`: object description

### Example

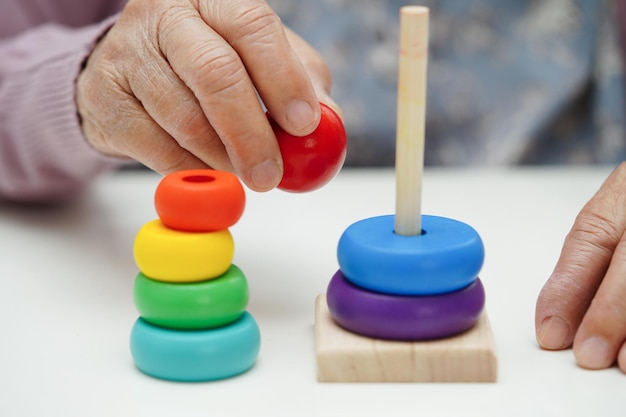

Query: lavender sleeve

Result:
[0,14,132,203]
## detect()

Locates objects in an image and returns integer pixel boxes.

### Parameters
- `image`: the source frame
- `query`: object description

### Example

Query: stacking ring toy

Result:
[326,270,485,340]
[133,265,249,330]
[134,219,234,282]
[337,214,484,295]
[154,169,245,232]
[130,312,261,382]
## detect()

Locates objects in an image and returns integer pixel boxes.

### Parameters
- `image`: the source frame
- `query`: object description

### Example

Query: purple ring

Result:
[326,270,485,340]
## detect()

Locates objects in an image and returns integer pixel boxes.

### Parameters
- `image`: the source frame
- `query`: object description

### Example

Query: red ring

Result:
[154,169,245,232]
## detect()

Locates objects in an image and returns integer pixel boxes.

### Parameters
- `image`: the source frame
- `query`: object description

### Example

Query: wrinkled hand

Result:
[76,0,334,191]
[536,162,626,372]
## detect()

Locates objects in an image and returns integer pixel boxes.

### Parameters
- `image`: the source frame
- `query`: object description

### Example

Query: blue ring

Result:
[130,312,260,382]
[337,215,484,295]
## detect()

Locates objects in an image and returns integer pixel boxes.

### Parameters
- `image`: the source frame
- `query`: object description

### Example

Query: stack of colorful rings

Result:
[130,169,260,382]
[326,214,486,340]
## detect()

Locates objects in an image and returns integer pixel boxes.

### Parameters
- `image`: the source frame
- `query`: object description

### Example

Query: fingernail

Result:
[286,100,316,132]
[576,336,610,369]
[538,316,571,350]
[618,345,626,373]
[250,159,281,191]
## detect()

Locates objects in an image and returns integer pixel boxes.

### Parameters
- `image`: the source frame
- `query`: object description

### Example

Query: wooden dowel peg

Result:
[394,6,429,236]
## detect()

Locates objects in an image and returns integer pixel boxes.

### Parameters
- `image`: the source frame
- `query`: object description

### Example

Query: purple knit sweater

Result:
[0,0,128,202]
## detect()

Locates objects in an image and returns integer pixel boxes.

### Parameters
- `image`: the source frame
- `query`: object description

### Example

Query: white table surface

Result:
[1,166,625,417]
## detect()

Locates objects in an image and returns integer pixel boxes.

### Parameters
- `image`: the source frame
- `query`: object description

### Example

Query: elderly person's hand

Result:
[76,0,334,191]
[536,162,626,372]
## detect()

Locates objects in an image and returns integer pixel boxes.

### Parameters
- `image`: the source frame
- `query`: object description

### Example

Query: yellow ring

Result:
[134,219,234,282]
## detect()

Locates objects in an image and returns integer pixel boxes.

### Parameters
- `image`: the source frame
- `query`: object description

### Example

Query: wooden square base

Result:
[314,294,497,382]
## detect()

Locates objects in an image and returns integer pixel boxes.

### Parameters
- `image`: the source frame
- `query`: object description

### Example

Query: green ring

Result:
[134,264,249,330]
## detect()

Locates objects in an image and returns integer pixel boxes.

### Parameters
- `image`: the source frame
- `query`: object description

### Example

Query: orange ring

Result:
[154,170,245,232]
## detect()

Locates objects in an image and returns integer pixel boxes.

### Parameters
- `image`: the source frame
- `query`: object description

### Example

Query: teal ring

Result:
[130,312,261,382]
